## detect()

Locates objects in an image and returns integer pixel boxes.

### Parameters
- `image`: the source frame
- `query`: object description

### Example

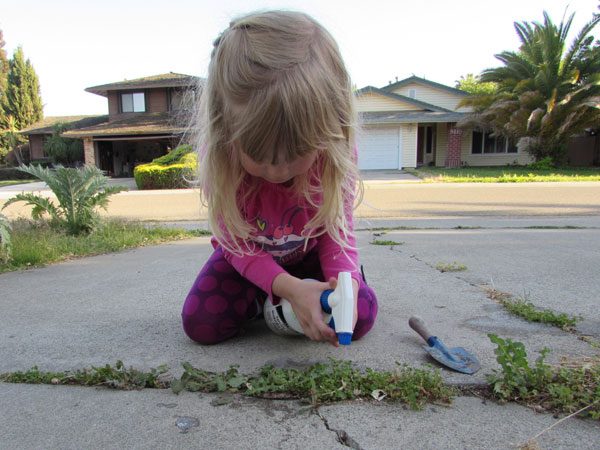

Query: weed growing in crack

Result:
[483,287,581,331]
[370,240,404,246]
[435,262,467,272]
[501,297,581,330]
[172,359,455,408]
[487,334,600,419]
[0,361,170,389]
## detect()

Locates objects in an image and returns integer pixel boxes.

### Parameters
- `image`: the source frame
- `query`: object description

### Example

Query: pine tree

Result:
[4,47,43,129]
[0,30,9,127]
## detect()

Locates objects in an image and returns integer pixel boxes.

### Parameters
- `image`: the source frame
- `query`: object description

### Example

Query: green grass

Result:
[0,219,210,273]
[435,261,467,272]
[406,167,600,183]
[0,179,37,187]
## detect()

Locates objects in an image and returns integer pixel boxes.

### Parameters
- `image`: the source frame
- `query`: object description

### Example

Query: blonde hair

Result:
[193,10,363,255]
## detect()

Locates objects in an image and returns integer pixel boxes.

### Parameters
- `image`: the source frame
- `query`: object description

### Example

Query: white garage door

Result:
[357,127,401,170]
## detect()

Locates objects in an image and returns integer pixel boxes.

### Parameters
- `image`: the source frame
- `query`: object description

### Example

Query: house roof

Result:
[355,86,453,112]
[61,112,186,138]
[382,75,468,96]
[85,72,203,97]
[20,115,109,135]
[360,110,467,125]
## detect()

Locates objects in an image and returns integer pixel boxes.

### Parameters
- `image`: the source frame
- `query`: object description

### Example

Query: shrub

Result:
[527,156,555,170]
[0,167,37,181]
[0,213,12,262]
[134,146,197,190]
[1,165,127,235]
[43,123,84,166]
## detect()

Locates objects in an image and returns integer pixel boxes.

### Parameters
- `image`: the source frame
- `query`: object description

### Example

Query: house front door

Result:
[417,126,425,165]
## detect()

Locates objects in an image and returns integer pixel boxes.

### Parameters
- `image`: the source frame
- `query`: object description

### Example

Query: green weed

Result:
[0,361,170,390]
[487,334,600,419]
[370,240,403,246]
[503,298,579,330]
[435,262,467,272]
[172,359,455,408]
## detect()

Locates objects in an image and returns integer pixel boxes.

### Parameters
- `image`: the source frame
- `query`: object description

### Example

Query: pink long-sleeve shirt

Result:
[212,176,359,298]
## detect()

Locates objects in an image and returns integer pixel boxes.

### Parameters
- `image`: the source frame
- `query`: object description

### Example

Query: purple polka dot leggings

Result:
[181,247,378,345]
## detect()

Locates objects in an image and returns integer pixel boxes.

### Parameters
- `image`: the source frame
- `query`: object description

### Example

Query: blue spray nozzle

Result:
[337,332,352,345]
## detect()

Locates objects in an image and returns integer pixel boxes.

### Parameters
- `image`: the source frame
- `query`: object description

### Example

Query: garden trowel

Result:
[408,316,480,374]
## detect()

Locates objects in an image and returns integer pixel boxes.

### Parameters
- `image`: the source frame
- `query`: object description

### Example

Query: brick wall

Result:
[445,125,463,168]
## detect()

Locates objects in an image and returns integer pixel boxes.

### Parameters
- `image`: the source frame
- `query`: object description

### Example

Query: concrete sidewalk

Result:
[1,218,599,448]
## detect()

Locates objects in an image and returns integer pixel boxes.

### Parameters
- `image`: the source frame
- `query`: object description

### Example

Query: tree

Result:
[455,74,497,95]
[44,123,84,166]
[460,10,600,164]
[3,47,43,130]
[0,30,9,118]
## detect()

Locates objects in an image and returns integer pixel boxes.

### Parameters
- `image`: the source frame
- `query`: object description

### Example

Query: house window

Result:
[408,89,416,98]
[121,92,145,112]
[471,130,518,154]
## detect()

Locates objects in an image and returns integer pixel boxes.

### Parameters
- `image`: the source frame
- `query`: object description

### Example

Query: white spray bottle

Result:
[263,271,355,345]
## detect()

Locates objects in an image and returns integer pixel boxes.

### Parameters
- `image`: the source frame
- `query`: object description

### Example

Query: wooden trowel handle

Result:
[409,316,433,343]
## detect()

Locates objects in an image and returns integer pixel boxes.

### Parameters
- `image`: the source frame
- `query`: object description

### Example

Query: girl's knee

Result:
[352,285,378,341]
[181,312,241,345]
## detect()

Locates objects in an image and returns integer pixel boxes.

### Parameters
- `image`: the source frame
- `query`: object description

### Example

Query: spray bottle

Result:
[263,271,355,345]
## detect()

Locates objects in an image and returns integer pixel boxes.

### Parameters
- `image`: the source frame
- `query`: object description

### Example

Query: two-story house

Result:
[22,72,201,176]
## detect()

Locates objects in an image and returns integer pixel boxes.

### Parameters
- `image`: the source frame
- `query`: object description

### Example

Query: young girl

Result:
[182,10,378,346]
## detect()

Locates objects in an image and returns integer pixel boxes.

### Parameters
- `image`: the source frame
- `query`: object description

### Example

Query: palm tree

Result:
[461,11,600,163]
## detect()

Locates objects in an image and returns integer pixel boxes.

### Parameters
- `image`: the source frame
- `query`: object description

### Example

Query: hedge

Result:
[0,167,37,181]
[134,152,197,190]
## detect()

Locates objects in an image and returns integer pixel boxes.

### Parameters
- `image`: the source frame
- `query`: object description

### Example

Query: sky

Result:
[1,0,599,116]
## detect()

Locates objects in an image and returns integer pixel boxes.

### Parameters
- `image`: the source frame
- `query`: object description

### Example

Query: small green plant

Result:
[0,361,170,390]
[2,164,126,235]
[501,297,580,330]
[487,334,600,419]
[370,240,403,246]
[172,359,455,408]
[527,156,555,171]
[435,262,467,272]
[0,213,12,262]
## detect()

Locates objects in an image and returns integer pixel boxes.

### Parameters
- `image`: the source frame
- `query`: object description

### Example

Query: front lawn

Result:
[406,167,600,183]
[0,219,210,273]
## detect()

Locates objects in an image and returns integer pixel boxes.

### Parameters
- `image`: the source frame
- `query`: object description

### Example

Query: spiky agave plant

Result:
[1,165,127,235]
[0,213,12,262]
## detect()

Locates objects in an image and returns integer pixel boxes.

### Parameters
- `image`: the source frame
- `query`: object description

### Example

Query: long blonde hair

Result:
[193,10,363,255]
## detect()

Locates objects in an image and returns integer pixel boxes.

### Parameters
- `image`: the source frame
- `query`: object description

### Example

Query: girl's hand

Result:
[272,274,338,346]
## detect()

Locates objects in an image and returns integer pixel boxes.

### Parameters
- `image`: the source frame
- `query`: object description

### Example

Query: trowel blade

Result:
[423,344,481,374]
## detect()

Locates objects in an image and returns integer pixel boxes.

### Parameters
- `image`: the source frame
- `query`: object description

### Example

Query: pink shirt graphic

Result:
[212,176,359,298]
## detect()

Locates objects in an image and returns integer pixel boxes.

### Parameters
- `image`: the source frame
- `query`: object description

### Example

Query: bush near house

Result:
[134,145,197,190]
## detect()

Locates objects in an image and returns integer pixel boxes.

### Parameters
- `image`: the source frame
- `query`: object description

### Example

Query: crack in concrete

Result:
[313,408,364,449]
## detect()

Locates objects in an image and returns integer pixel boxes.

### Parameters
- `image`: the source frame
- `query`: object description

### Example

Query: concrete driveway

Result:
[1,214,599,448]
